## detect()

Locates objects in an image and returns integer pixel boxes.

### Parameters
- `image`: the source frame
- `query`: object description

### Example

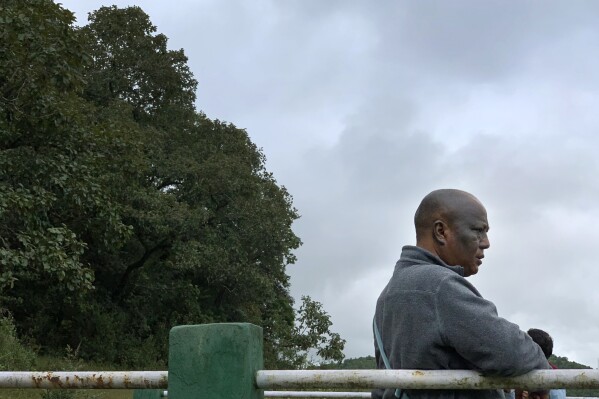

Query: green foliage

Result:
[0,0,132,299]
[0,0,344,371]
[0,312,35,371]
[272,296,346,369]
[340,356,376,369]
[549,354,592,370]
[81,5,197,125]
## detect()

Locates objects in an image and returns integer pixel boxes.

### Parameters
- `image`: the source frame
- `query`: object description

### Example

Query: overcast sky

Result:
[61,1,599,368]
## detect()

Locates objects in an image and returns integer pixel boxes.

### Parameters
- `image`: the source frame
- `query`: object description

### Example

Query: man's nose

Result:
[480,234,490,249]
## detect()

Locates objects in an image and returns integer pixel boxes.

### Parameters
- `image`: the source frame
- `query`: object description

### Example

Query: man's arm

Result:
[435,274,550,376]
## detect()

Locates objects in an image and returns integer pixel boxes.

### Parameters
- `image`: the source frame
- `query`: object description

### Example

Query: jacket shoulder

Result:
[393,261,462,293]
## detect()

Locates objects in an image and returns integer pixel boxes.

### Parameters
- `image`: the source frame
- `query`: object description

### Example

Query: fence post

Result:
[168,323,264,399]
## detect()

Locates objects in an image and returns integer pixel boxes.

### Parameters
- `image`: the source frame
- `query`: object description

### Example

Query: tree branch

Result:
[113,240,169,301]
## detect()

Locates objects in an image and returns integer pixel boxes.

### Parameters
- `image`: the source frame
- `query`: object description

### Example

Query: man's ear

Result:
[433,219,448,245]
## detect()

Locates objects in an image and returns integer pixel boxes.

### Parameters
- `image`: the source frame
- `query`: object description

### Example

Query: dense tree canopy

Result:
[0,0,130,297]
[0,0,345,369]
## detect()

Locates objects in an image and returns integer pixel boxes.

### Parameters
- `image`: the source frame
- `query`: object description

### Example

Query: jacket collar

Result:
[397,245,465,277]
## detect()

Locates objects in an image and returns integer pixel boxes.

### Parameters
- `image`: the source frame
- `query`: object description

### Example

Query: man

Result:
[372,189,550,399]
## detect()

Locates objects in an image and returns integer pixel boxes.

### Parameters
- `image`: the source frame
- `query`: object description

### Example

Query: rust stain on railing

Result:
[1,371,168,389]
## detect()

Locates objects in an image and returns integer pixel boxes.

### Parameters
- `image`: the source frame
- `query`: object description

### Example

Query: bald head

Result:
[414,189,481,241]
[414,189,490,276]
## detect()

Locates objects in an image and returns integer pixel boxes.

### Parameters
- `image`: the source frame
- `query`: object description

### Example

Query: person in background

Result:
[510,328,566,399]
[521,329,567,399]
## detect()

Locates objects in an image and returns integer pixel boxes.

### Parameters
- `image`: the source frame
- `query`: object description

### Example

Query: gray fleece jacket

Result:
[372,246,549,399]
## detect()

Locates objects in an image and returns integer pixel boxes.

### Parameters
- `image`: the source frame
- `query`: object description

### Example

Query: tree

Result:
[269,296,345,369]
[80,5,197,126]
[1,1,345,370]
[75,5,316,367]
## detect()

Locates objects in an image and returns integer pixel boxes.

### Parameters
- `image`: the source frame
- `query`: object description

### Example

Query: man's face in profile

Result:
[442,200,490,277]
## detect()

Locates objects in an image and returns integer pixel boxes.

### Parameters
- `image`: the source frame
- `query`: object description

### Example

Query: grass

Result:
[0,315,159,399]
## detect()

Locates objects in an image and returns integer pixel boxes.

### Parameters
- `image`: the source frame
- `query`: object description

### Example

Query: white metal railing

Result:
[0,371,167,389]
[264,392,370,398]
[1,369,599,394]
[255,369,599,390]
[159,393,594,398]
[261,396,592,399]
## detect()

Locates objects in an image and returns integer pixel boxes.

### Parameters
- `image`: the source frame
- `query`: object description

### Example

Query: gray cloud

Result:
[368,1,599,83]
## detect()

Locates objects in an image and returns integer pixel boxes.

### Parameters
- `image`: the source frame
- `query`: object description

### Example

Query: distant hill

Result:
[314,355,376,370]
[549,355,598,397]
[322,355,598,397]
[340,355,376,369]
[549,354,592,370]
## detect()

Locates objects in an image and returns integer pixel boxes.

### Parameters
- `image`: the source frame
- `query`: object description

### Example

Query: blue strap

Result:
[373,318,392,369]
[373,319,405,399]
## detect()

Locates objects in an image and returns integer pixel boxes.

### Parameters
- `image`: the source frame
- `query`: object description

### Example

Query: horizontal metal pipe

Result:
[264,391,371,398]
[160,392,598,399]
[159,390,370,398]
[3,369,598,392]
[0,371,168,389]
[255,369,599,390]
[261,396,591,399]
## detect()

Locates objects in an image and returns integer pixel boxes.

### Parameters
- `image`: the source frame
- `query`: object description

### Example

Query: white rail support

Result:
[0,371,168,389]
[256,369,599,390]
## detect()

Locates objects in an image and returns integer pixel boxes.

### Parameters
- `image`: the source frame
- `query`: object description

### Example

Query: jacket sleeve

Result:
[434,273,550,376]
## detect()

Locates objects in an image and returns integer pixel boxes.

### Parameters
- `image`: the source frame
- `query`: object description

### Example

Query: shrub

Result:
[0,311,36,371]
